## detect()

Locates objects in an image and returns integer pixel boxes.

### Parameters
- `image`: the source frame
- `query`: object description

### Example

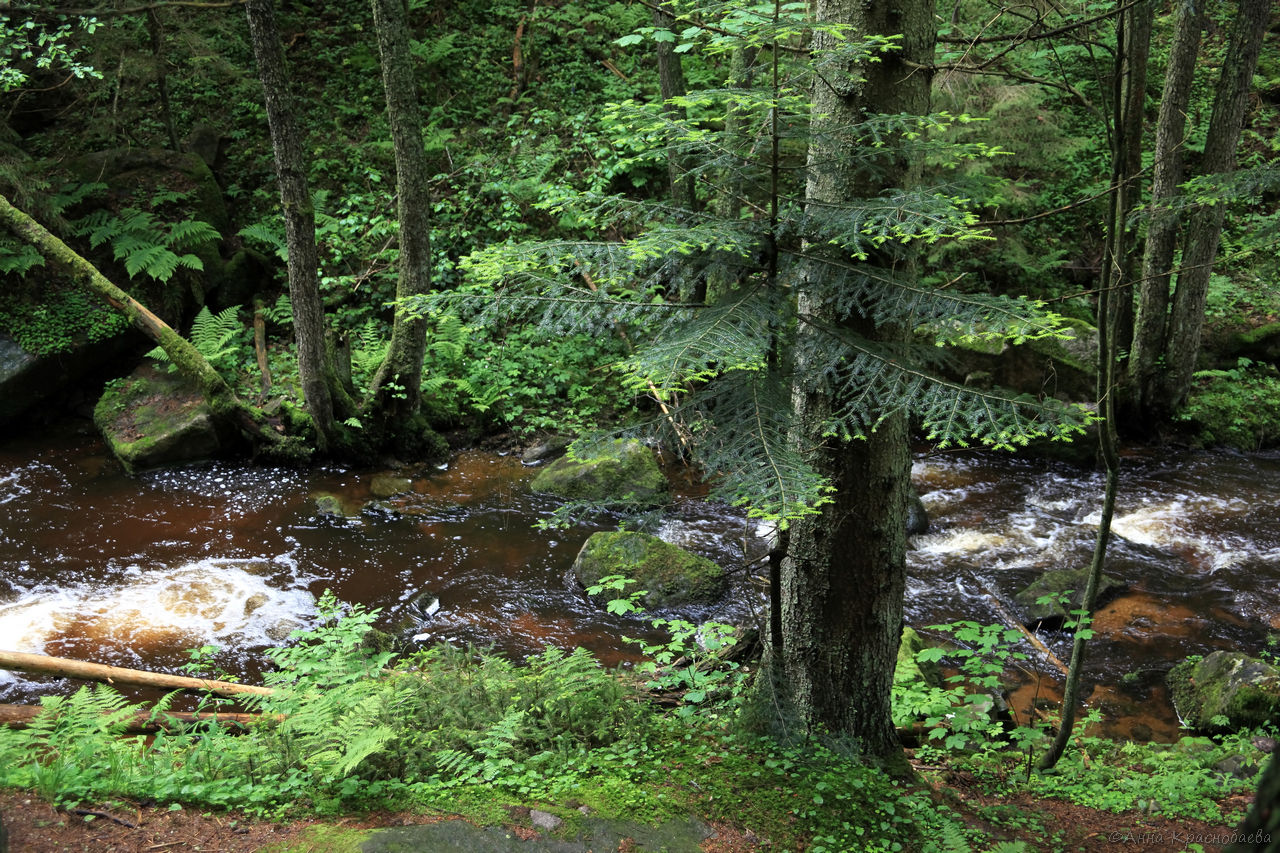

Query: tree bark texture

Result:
[366,0,435,420]
[1110,0,1151,356]
[1128,0,1205,417]
[779,0,933,771]
[1155,0,1269,415]
[366,0,432,424]
[245,0,339,451]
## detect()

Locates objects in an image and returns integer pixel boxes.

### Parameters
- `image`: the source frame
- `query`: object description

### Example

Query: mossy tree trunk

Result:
[776,0,933,776]
[366,0,431,427]
[245,0,347,452]
[0,192,299,459]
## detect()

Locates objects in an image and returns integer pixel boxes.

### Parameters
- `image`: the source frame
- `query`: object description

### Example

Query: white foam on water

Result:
[1090,495,1254,569]
[913,529,1013,555]
[0,559,316,686]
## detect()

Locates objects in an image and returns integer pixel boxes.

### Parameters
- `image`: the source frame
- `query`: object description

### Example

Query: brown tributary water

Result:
[2,419,1278,741]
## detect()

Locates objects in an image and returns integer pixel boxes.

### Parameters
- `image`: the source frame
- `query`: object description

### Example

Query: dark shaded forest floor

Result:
[0,782,1253,852]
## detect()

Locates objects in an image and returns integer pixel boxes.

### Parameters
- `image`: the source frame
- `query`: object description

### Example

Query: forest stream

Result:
[2,418,1278,743]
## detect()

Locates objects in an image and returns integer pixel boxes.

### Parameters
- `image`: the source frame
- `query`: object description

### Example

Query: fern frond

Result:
[238,222,288,261]
[166,218,219,251]
[124,244,175,280]
[175,253,205,272]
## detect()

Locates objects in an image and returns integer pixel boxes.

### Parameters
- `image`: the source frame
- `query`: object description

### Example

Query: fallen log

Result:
[0,703,275,734]
[978,584,1070,677]
[0,650,273,698]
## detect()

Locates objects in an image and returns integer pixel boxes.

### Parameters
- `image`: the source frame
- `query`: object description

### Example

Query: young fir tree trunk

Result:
[1039,0,1137,770]
[777,0,933,775]
[0,193,298,460]
[1153,0,1268,417]
[366,0,431,425]
[244,0,343,452]
[1110,0,1151,357]
[1127,0,1205,421]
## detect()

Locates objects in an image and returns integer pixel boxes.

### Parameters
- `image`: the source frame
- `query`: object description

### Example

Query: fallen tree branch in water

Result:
[0,650,273,698]
[978,584,1070,676]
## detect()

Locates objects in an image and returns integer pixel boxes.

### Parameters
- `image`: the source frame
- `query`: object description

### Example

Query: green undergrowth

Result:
[1178,358,1280,450]
[0,599,1262,851]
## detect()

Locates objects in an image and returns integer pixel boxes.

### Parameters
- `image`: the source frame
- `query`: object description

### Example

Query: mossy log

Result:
[0,193,304,461]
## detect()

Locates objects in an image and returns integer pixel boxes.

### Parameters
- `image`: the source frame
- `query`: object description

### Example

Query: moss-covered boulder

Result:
[937,317,1097,403]
[896,626,943,689]
[1168,651,1280,733]
[1013,568,1127,628]
[1225,321,1280,363]
[530,439,669,506]
[93,367,222,474]
[572,530,726,610]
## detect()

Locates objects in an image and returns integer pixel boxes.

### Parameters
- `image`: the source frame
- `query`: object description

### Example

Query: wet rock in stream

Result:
[572,530,726,611]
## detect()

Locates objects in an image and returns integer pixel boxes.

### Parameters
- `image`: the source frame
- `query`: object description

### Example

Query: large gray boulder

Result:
[530,439,669,507]
[572,530,726,610]
[93,366,221,473]
[1168,651,1280,733]
[0,331,136,426]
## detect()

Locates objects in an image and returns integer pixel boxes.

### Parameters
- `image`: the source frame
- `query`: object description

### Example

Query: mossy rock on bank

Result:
[0,325,139,427]
[530,439,669,507]
[93,366,222,474]
[940,317,1097,403]
[1168,651,1280,733]
[572,531,726,610]
[1012,567,1127,628]
[896,626,943,689]
[1225,321,1280,363]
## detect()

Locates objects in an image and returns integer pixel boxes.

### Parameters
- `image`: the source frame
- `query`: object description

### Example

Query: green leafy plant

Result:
[906,621,1052,756]
[74,206,219,284]
[146,304,247,376]
[1179,358,1280,450]
[587,575,744,718]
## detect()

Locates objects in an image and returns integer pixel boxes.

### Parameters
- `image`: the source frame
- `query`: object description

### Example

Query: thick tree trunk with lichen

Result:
[1155,0,1268,417]
[0,193,300,460]
[365,0,431,425]
[774,0,933,775]
[1128,0,1204,420]
[245,0,345,452]
[1130,0,1267,423]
